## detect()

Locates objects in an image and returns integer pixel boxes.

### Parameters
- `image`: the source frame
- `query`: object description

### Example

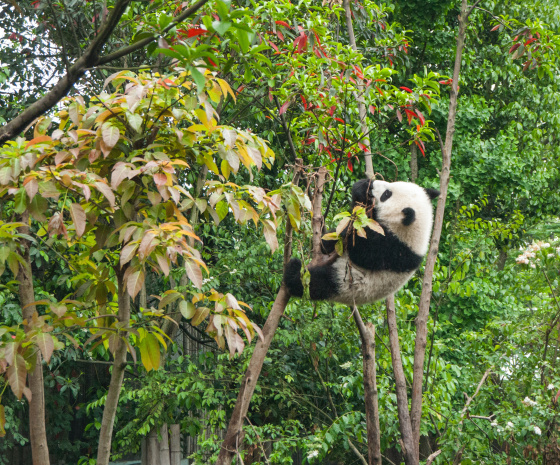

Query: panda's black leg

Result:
[284,258,304,297]
[308,264,339,301]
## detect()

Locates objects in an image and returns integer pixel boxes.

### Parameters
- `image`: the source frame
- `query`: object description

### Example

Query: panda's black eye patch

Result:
[380,189,392,202]
[402,207,415,226]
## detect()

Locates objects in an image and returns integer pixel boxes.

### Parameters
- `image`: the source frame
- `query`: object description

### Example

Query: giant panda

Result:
[283,179,440,306]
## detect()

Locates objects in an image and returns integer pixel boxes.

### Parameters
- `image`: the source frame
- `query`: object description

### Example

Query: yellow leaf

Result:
[217,78,236,102]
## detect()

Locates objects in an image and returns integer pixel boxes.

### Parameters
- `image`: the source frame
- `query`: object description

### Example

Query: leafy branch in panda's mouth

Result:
[323,205,385,257]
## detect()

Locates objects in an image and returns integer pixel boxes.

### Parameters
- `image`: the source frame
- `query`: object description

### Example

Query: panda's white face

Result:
[371,180,435,255]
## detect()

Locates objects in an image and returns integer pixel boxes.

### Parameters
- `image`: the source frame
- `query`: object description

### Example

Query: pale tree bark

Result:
[410,144,418,182]
[343,0,374,179]
[170,424,181,465]
[158,423,171,465]
[352,308,381,465]
[409,0,469,460]
[386,295,416,465]
[96,265,131,465]
[0,0,210,144]
[215,162,310,465]
[17,212,50,465]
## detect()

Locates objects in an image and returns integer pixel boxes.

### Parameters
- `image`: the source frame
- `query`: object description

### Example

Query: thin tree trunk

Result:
[216,164,322,465]
[311,167,328,264]
[410,144,418,182]
[284,158,304,268]
[386,295,416,465]
[148,429,161,465]
[170,424,181,465]
[158,423,171,465]
[17,212,51,465]
[409,0,468,458]
[343,0,374,178]
[352,308,381,465]
[96,266,131,465]
[214,286,291,464]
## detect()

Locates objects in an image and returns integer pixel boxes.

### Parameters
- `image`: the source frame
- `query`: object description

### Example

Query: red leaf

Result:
[400,86,413,93]
[187,27,207,38]
[269,41,279,53]
[328,105,336,116]
[396,109,403,122]
[334,117,345,124]
[525,38,537,46]
[300,94,307,109]
[368,105,376,114]
[420,93,431,99]
[275,20,292,28]
[415,140,426,156]
[279,100,290,115]
[376,86,384,96]
[490,24,500,32]
[416,109,425,126]
[404,109,416,125]
[347,159,353,172]
[509,43,521,54]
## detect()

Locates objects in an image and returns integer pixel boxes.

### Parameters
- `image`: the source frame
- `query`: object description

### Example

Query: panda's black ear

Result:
[402,207,415,226]
[425,188,440,200]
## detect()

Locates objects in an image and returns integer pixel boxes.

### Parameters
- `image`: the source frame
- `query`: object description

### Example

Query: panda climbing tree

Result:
[284,178,439,306]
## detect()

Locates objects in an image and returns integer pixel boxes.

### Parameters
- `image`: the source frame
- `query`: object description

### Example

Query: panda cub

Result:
[284,179,439,306]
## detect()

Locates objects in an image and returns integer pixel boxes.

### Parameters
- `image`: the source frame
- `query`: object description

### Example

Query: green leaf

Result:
[139,333,160,371]
[237,28,250,53]
[13,188,27,214]
[189,66,206,92]
[179,300,196,319]
[213,20,232,35]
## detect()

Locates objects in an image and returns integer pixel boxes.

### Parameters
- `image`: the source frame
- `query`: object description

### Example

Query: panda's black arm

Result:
[345,226,386,270]
[347,226,423,273]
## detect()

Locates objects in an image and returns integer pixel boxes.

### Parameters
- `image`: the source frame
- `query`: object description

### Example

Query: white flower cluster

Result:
[523,396,538,407]
[533,425,542,436]
[339,361,352,369]
[516,241,554,267]
[307,450,319,460]
[548,383,555,390]
[202,277,215,285]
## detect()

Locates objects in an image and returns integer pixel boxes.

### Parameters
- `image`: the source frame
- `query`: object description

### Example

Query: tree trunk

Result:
[170,424,181,465]
[409,0,468,459]
[96,266,131,465]
[352,308,381,465]
[216,162,314,465]
[215,286,291,465]
[158,423,171,465]
[386,295,416,465]
[410,144,418,182]
[17,212,51,465]
[343,0,374,178]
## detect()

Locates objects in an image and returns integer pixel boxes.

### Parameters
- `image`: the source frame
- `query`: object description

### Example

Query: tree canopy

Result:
[2,0,560,464]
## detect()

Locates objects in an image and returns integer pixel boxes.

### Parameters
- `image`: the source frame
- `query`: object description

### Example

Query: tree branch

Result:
[0,0,210,144]
[352,307,381,465]
[409,0,469,458]
[386,295,416,465]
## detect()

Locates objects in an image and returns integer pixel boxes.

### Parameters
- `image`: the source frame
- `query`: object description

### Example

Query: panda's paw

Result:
[283,258,304,297]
